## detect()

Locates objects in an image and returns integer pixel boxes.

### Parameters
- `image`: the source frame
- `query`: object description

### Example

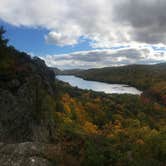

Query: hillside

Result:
[66,64,166,90]
[64,64,166,105]
[0,28,166,166]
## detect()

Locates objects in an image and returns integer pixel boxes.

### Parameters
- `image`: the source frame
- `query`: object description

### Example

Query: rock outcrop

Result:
[0,43,58,165]
[0,142,63,166]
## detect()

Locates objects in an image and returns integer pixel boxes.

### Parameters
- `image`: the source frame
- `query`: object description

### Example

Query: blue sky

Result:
[1,20,92,56]
[0,0,166,69]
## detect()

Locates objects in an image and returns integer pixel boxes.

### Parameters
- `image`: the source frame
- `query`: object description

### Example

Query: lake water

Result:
[56,75,142,95]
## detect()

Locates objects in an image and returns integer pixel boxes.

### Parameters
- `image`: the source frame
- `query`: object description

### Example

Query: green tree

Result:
[0,26,8,47]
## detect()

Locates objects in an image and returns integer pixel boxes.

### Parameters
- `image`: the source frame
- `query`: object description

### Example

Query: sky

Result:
[0,0,166,69]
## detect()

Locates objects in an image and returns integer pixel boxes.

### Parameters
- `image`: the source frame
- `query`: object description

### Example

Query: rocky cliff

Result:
[0,42,59,165]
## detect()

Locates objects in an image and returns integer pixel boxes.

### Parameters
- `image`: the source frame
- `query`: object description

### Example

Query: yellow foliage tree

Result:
[83,121,98,134]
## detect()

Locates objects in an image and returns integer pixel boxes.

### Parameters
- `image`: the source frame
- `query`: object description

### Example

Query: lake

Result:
[56,75,142,95]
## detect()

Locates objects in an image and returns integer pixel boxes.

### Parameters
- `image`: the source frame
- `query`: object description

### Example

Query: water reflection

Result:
[56,75,142,95]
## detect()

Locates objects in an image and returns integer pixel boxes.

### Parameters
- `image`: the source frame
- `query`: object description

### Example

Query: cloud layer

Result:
[42,47,166,69]
[114,0,166,44]
[1,0,166,47]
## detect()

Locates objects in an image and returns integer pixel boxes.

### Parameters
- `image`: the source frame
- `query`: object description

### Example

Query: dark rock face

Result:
[0,88,32,142]
[0,59,56,143]
[0,46,58,165]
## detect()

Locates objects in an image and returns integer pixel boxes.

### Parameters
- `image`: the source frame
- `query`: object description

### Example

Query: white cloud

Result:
[41,47,166,69]
[45,31,77,46]
[1,0,166,47]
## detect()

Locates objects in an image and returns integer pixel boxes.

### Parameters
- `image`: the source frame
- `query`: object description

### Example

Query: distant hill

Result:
[51,68,86,75]
[50,67,62,75]
[61,68,85,75]
[65,63,166,90]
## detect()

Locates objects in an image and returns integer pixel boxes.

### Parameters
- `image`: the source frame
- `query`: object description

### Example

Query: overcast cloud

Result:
[0,0,166,68]
[114,0,166,44]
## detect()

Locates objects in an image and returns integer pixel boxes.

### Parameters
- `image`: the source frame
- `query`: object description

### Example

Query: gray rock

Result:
[0,142,58,166]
